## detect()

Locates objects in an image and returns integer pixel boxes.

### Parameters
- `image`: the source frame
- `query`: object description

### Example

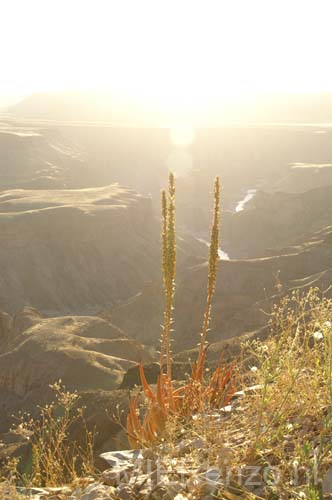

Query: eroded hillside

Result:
[0,185,160,313]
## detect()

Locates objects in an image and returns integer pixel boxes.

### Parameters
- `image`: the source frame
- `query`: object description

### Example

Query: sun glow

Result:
[170,127,196,147]
[1,0,332,112]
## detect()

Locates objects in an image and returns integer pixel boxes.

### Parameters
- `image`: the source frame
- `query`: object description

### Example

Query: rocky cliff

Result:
[0,307,152,434]
[0,185,161,314]
[109,226,332,352]
[223,186,332,258]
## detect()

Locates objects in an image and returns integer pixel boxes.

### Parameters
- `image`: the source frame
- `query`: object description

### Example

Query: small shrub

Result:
[7,381,95,487]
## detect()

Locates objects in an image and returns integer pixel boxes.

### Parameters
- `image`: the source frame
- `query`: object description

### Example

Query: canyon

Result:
[1,106,332,469]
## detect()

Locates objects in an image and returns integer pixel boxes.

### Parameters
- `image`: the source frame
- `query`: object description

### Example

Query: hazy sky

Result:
[1,0,332,105]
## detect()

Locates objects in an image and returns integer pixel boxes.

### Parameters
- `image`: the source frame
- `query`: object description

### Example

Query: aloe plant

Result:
[127,175,235,449]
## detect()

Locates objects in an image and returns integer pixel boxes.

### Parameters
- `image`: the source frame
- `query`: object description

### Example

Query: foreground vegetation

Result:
[144,287,332,499]
[1,174,332,499]
[125,174,332,498]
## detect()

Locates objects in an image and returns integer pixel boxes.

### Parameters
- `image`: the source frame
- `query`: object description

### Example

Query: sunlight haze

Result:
[1,0,332,108]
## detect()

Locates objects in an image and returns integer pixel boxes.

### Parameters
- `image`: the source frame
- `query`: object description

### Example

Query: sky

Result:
[1,0,332,106]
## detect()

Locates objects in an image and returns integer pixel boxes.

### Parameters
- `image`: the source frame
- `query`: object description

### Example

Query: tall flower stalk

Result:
[160,173,176,379]
[196,176,221,375]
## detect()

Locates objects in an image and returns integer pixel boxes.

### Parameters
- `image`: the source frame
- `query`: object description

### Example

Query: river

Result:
[194,188,257,260]
[196,237,230,260]
[235,188,257,212]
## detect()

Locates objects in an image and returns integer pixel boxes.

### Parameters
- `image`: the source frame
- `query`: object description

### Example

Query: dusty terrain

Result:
[1,108,332,473]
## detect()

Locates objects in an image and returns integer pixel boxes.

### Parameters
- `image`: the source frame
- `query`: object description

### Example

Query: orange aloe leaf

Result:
[210,365,221,387]
[143,410,158,443]
[221,364,234,386]
[152,405,166,433]
[139,361,157,402]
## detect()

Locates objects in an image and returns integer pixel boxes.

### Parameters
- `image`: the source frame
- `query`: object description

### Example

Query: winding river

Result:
[235,188,257,212]
[194,188,257,260]
[196,238,230,260]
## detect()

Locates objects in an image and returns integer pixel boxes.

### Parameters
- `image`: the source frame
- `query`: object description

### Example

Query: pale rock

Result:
[80,482,115,500]
[323,469,332,494]
[100,449,143,468]
[101,465,134,486]
[131,473,150,491]
[16,486,50,496]
[45,485,72,495]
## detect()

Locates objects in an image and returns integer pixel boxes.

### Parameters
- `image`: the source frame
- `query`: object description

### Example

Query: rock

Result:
[131,474,151,492]
[0,314,152,398]
[100,449,143,468]
[323,468,332,494]
[101,466,134,487]
[16,486,50,496]
[13,308,43,337]
[111,228,332,353]
[45,485,73,496]
[148,485,168,500]
[78,482,116,500]
[223,187,332,259]
[0,185,161,314]
[117,485,134,500]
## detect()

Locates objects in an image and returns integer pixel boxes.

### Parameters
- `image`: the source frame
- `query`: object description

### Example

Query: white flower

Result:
[298,492,306,499]
[324,321,332,329]
[174,495,189,500]
[250,366,258,372]
[313,330,323,340]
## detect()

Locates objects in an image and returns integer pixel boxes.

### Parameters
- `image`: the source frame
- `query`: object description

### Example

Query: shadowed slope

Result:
[0,185,161,313]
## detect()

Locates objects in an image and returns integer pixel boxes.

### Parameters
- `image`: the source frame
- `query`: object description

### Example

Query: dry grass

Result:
[0,482,22,499]
[151,288,332,499]
[2,382,96,489]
